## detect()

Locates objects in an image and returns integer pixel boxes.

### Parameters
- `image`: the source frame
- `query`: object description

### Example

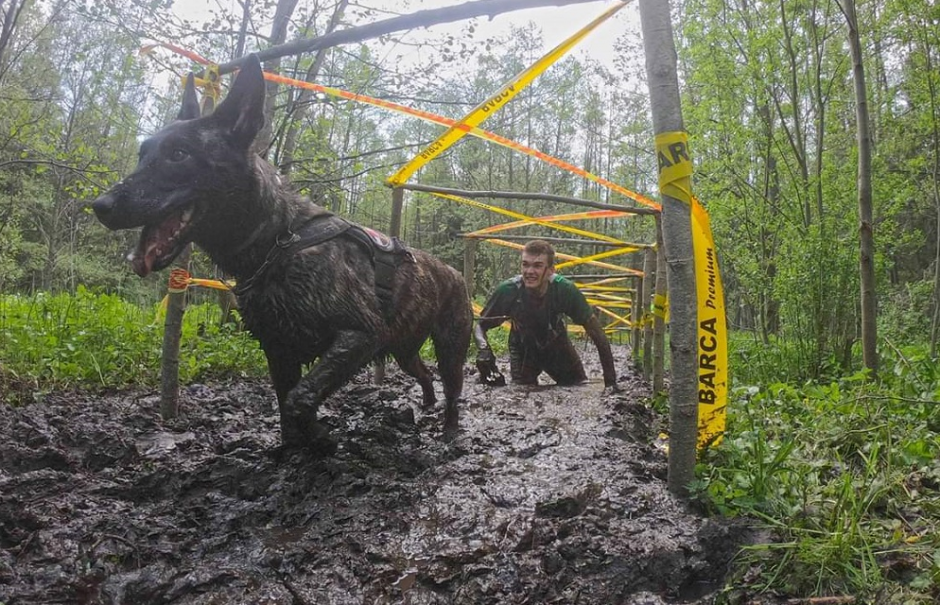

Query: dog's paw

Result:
[280,417,338,457]
[442,417,459,443]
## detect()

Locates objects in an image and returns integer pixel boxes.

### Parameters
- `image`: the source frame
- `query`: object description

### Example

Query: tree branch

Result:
[211,0,610,75]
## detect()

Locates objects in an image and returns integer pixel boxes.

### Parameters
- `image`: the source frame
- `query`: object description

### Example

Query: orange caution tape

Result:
[140,42,659,210]
[168,268,191,293]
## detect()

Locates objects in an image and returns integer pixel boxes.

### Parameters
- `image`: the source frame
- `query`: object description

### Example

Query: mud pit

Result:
[1,346,749,604]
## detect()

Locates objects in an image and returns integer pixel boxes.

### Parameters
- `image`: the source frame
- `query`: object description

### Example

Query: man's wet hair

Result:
[524,240,555,266]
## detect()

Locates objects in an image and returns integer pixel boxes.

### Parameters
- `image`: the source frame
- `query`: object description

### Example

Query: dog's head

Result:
[93,55,267,276]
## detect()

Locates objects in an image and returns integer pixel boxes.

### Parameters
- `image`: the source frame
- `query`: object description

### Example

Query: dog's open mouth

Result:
[128,206,195,277]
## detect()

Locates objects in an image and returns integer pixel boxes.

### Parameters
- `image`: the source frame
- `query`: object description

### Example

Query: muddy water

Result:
[1,346,749,604]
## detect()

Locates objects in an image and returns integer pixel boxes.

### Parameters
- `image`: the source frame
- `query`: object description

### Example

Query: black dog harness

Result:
[232,214,412,320]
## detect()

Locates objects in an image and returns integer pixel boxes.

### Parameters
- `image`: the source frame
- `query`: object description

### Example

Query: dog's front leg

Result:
[265,350,301,410]
[265,350,325,451]
[281,329,376,455]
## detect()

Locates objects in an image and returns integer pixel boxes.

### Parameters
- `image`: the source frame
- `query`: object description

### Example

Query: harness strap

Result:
[343,225,413,321]
[234,213,408,323]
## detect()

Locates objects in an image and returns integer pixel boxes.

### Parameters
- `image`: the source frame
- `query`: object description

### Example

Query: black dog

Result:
[93,54,472,454]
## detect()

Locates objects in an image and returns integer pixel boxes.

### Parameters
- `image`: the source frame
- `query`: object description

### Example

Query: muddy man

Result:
[473,240,619,391]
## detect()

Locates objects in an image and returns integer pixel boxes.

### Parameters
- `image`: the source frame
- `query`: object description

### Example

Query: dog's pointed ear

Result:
[213,54,265,147]
[178,74,201,120]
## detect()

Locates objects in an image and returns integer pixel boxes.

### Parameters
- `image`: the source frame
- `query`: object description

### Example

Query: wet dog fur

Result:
[93,55,472,454]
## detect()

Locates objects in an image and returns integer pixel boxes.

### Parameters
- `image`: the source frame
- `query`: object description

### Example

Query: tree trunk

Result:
[639,0,698,497]
[280,0,349,174]
[260,0,301,153]
[842,0,878,376]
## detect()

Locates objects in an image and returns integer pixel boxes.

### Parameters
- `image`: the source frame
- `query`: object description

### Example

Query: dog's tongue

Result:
[131,214,185,277]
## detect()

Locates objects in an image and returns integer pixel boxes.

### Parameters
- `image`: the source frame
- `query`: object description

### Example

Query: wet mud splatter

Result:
[1,346,751,604]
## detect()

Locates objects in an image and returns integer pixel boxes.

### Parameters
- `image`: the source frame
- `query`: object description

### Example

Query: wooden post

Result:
[652,215,667,396]
[160,246,191,419]
[159,77,219,420]
[389,186,404,242]
[631,272,643,367]
[375,186,406,385]
[463,238,478,300]
[642,246,655,380]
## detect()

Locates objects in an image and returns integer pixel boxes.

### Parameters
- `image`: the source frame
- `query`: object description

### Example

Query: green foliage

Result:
[878,280,935,348]
[0,288,266,403]
[695,351,940,602]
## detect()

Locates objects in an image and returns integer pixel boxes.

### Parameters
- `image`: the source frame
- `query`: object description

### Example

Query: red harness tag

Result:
[360,227,397,252]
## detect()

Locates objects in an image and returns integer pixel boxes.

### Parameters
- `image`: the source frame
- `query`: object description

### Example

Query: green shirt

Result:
[479,274,594,344]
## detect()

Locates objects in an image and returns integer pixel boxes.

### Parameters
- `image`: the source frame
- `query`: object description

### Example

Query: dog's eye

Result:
[168,148,189,162]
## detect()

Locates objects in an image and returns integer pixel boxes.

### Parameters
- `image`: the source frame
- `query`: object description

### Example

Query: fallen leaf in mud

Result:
[0,345,755,604]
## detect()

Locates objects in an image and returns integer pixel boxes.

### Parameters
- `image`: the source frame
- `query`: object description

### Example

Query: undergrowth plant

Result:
[0,287,267,403]
[696,339,940,603]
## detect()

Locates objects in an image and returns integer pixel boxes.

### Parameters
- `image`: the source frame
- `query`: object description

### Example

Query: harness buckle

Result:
[276,231,301,248]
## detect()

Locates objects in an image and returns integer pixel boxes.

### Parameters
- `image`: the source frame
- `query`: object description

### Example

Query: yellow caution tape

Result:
[691,196,727,449]
[555,246,640,270]
[485,238,643,275]
[469,209,639,237]
[387,1,629,187]
[655,131,694,205]
[432,192,632,245]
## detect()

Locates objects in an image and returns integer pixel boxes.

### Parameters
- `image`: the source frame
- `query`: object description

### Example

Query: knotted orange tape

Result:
[168,268,191,292]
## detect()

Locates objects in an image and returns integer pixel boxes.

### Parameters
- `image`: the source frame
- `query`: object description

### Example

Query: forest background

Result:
[2,0,940,601]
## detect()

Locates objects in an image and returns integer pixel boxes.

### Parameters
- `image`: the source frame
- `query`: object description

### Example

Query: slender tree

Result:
[638,0,698,495]
[839,0,878,375]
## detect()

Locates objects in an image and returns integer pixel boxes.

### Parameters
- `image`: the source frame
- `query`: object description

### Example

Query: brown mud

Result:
[1,346,752,604]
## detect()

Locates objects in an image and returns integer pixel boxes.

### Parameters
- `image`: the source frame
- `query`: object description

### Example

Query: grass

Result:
[0,287,266,403]
[693,339,940,603]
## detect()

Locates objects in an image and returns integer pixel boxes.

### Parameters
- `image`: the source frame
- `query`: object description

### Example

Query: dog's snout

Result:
[93,193,113,215]
[92,191,124,230]
[93,192,114,216]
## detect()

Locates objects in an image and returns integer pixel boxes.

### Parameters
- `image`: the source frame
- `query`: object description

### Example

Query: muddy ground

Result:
[1,346,754,604]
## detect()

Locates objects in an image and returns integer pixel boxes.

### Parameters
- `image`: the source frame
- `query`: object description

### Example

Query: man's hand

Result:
[475,348,506,386]
[603,374,621,394]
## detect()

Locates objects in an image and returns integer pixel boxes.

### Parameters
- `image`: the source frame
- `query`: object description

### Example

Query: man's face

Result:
[521,251,553,293]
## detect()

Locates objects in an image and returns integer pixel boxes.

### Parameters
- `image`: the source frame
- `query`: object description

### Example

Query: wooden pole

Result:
[389,186,404,241]
[463,238,478,300]
[375,186,406,385]
[642,247,655,379]
[398,182,659,215]
[159,82,219,420]
[653,217,667,397]
[631,270,643,367]
[160,247,190,419]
